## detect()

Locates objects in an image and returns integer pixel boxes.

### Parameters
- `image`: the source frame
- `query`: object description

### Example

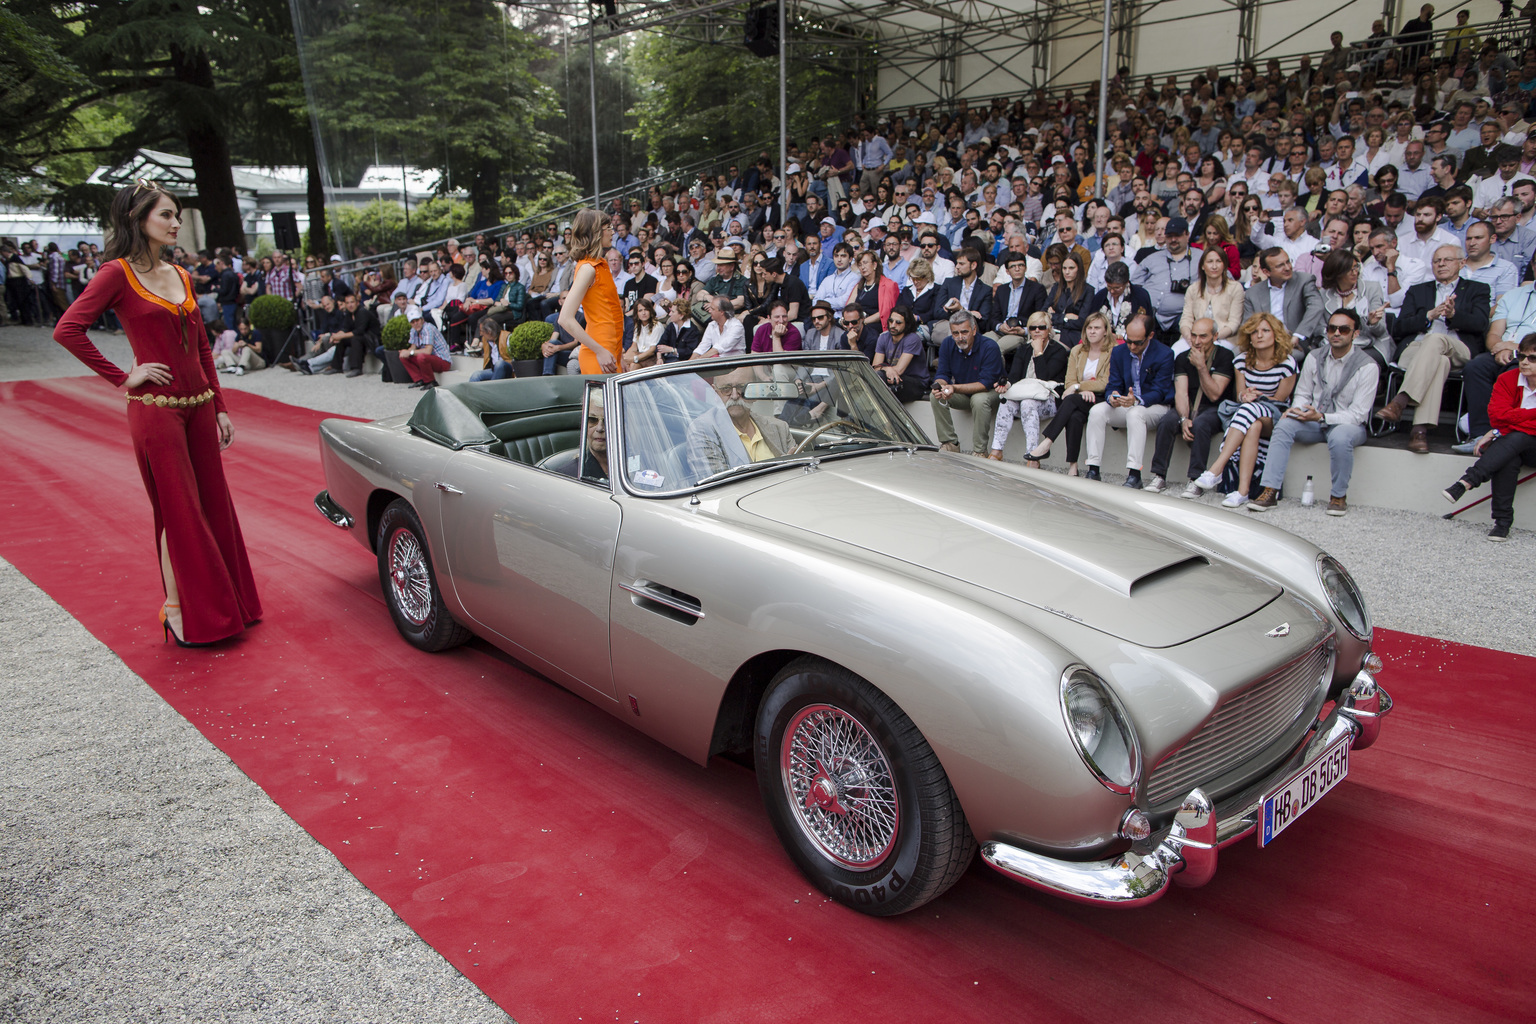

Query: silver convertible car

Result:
[314,352,1391,915]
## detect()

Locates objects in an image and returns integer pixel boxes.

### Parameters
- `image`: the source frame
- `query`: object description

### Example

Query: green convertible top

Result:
[406,375,596,449]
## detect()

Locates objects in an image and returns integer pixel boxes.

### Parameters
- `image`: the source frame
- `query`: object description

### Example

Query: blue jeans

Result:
[1259,417,1368,498]
[221,302,237,329]
[543,310,582,374]
[470,362,514,382]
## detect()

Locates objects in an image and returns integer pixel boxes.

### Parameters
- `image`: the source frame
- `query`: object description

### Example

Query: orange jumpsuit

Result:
[576,258,624,374]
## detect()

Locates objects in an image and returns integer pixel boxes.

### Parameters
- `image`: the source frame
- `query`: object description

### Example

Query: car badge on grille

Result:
[1265,622,1291,638]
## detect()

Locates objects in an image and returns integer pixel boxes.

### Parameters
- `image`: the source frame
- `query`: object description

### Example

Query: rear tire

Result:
[376,499,472,652]
[755,656,975,916]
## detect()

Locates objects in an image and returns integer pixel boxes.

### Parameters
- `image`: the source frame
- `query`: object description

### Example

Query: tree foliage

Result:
[627,25,866,169]
[294,0,561,233]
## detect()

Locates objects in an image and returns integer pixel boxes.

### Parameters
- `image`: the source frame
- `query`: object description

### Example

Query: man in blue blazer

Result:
[933,247,995,336]
[1083,315,1176,486]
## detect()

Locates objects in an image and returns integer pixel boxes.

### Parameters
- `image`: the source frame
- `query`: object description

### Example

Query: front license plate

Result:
[1259,734,1350,847]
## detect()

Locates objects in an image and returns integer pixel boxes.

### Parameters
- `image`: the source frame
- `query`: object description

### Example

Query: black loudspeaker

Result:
[744,5,777,58]
[272,211,301,250]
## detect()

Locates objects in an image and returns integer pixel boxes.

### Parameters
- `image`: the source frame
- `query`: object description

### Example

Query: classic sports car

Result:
[314,352,1391,914]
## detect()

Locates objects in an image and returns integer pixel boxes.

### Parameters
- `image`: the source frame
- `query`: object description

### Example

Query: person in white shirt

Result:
[916,231,956,284]
[813,242,860,309]
[1236,145,1271,195]
[1247,309,1380,516]
[690,296,746,359]
[1461,220,1520,303]
[1275,208,1320,264]
[1398,197,1461,265]
[1087,233,1136,290]
[1472,147,1525,216]
[1326,136,1370,190]
[1361,227,1429,310]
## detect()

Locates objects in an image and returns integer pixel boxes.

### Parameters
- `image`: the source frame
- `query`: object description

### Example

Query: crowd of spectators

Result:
[8,9,1536,533]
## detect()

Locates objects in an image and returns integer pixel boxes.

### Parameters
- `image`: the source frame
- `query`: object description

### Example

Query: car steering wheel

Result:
[791,419,866,454]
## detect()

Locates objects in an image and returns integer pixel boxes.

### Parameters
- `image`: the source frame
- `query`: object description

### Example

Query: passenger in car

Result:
[686,366,793,475]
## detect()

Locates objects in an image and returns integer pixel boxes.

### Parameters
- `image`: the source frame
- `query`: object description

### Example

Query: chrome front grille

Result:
[1144,642,1333,807]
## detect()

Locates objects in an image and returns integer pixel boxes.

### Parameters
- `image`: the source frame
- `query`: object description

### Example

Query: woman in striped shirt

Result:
[1191,312,1299,507]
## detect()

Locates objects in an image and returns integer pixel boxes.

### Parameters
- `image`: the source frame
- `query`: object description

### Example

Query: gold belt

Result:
[126,388,215,409]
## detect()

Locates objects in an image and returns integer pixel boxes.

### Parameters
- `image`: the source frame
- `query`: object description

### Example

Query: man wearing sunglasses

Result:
[1248,310,1379,515]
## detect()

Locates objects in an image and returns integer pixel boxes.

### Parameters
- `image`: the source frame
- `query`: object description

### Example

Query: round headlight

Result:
[1060,667,1141,794]
[1318,554,1371,641]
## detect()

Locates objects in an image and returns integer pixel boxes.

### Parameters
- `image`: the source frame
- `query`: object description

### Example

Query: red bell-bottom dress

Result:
[53,258,262,643]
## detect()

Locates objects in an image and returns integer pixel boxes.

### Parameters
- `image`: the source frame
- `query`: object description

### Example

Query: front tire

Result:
[376,498,472,652]
[755,656,975,916]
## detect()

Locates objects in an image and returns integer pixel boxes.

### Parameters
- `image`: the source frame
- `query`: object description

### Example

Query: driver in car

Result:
[686,366,793,476]
[580,394,609,485]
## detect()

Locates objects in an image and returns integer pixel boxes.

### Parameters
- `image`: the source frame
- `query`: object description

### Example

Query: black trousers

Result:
[1039,392,1094,462]
[1463,353,1509,438]
[1150,405,1225,480]
[1463,431,1536,526]
[331,332,372,373]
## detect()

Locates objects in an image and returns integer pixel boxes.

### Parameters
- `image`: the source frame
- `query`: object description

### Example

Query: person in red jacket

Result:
[1442,334,1536,541]
[53,181,262,643]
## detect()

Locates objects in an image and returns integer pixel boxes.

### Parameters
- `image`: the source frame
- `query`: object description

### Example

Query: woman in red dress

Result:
[53,182,261,646]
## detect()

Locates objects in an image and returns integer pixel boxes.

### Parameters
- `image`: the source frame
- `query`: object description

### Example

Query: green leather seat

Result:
[488,412,582,466]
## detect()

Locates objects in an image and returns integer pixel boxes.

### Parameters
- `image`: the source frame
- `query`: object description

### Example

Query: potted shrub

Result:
[504,320,554,378]
[246,294,297,364]
[379,313,413,384]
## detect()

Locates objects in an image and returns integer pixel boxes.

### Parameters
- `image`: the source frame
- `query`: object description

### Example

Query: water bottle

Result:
[1301,476,1315,507]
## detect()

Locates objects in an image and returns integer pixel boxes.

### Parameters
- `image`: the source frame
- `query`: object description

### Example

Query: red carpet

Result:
[2,375,1532,1023]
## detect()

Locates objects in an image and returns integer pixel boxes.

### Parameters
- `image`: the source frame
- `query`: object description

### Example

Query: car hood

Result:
[735,453,1281,648]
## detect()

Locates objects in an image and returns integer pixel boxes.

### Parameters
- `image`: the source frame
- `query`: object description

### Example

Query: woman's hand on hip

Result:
[217,412,234,450]
[124,362,172,389]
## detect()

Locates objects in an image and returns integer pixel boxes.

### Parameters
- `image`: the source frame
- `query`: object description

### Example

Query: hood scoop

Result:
[736,457,1279,647]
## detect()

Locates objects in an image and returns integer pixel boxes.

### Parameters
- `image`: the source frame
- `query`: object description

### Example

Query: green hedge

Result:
[504,320,554,361]
[246,294,295,331]
[380,314,412,351]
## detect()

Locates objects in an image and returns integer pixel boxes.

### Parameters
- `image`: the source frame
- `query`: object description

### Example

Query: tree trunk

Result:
[469,155,501,230]
[170,42,245,251]
[305,129,330,257]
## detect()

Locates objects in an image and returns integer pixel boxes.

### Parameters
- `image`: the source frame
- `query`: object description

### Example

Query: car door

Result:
[435,382,619,701]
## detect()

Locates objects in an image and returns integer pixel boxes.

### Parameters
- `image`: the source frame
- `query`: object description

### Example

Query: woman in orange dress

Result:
[53,182,261,646]
[557,208,624,374]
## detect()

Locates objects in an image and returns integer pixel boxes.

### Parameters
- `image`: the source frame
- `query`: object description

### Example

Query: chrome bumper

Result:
[981,668,1392,907]
[313,489,354,529]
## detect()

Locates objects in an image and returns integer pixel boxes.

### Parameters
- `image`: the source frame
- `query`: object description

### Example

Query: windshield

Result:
[617,357,930,494]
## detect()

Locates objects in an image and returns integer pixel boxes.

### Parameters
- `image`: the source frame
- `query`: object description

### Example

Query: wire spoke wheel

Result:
[781,703,900,869]
[387,527,433,626]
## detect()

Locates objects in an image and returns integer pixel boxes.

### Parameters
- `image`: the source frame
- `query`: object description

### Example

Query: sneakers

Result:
[1247,487,1280,511]
[1142,474,1166,493]
[1194,470,1222,490]
[344,368,362,378]
[1122,470,1143,489]
[1221,490,1248,508]
[297,359,313,375]
[232,365,244,376]
[1084,465,1102,481]
[1489,523,1510,542]
[1326,495,1348,517]
[939,442,960,453]
[1450,440,1479,455]
[1443,478,1470,503]
[1180,481,1205,499]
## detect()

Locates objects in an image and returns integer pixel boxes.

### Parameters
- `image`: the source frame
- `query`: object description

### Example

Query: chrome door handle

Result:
[434,481,464,494]
[620,581,704,621]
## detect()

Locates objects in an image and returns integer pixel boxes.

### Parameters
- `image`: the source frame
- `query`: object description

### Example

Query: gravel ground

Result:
[0,320,1529,1022]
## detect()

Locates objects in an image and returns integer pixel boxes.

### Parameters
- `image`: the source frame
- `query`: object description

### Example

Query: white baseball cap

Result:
[405,305,423,320]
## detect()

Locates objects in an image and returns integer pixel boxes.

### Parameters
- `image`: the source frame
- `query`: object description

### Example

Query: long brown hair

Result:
[569,208,606,262]
[102,181,182,267]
